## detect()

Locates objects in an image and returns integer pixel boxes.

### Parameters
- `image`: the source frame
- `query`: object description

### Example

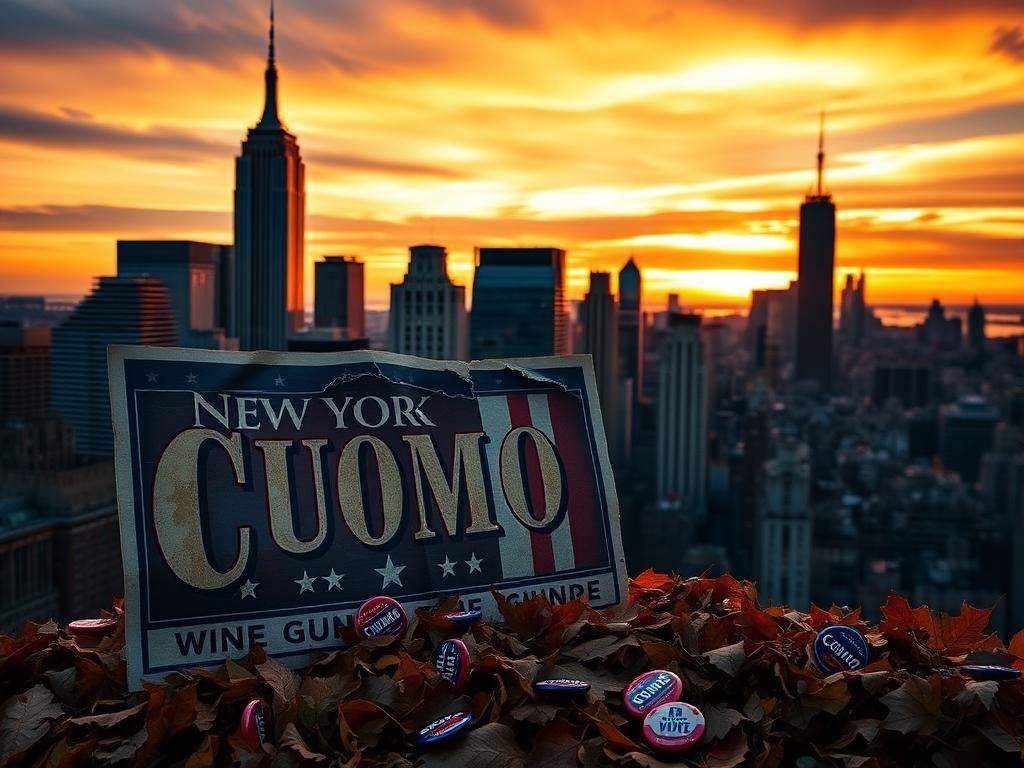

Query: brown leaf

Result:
[954,680,999,711]
[702,704,746,741]
[972,722,1020,753]
[830,719,881,750]
[566,634,639,662]
[68,700,147,728]
[93,726,148,763]
[280,722,327,762]
[704,641,746,676]
[528,720,579,768]
[1008,628,1024,659]
[0,683,64,759]
[880,674,944,735]
[257,655,300,704]
[704,728,750,768]
[509,704,561,726]
[183,734,217,768]
[420,722,527,768]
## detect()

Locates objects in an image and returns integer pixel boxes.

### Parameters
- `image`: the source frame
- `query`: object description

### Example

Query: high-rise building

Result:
[939,395,998,483]
[470,247,568,359]
[234,4,305,351]
[117,240,234,349]
[758,441,812,608]
[794,115,836,392]
[838,271,866,345]
[919,299,962,349]
[0,323,50,421]
[655,313,706,514]
[746,282,797,377]
[314,256,365,337]
[618,258,643,398]
[51,277,176,456]
[579,272,618,438]
[968,298,986,352]
[388,245,467,360]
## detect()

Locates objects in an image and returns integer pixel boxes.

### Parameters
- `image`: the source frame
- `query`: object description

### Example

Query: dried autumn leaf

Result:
[704,641,746,677]
[280,722,327,762]
[954,680,999,711]
[1008,629,1024,659]
[257,655,300,704]
[880,675,945,735]
[67,699,147,728]
[419,722,527,768]
[0,684,64,760]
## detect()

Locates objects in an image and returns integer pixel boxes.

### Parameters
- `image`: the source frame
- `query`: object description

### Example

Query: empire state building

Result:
[234,2,305,351]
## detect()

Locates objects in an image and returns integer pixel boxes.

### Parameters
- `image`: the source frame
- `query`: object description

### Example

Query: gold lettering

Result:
[500,426,563,529]
[255,439,330,554]
[153,429,250,589]
[403,432,499,540]
[338,435,402,546]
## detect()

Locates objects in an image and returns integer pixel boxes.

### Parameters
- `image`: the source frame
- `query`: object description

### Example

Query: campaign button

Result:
[68,618,117,636]
[960,665,1022,681]
[444,610,482,625]
[415,711,473,746]
[813,625,868,673]
[623,670,684,718]
[356,596,408,639]
[533,679,591,696]
[433,639,471,691]
[240,698,270,749]
[642,702,705,751]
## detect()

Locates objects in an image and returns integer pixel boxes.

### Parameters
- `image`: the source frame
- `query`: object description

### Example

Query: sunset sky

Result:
[1,0,1022,309]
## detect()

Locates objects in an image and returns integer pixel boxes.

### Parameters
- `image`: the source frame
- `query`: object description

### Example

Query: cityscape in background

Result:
[2,4,1023,640]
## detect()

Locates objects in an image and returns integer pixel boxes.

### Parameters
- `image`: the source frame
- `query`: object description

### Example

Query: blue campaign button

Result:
[533,678,591,696]
[960,665,1022,681]
[356,596,408,639]
[415,711,474,746]
[623,670,684,718]
[432,638,471,691]
[813,625,869,673]
[444,610,482,625]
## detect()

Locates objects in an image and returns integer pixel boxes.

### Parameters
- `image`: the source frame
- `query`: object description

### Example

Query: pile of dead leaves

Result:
[2,571,1024,767]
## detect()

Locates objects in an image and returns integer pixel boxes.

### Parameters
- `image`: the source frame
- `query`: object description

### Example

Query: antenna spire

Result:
[257,0,282,129]
[816,110,825,197]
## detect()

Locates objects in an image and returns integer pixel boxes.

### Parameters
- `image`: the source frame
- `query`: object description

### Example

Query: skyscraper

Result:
[388,244,467,360]
[51,277,176,456]
[470,247,568,359]
[968,298,986,351]
[314,256,365,337]
[234,2,305,351]
[655,313,706,513]
[794,114,836,392]
[618,258,643,400]
[579,271,618,438]
[117,240,234,349]
[758,441,812,608]
[0,323,50,421]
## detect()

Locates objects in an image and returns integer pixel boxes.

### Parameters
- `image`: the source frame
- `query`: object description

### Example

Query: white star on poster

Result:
[239,579,258,599]
[274,375,285,387]
[375,555,406,589]
[465,553,484,574]
[437,556,457,578]
[146,371,158,383]
[186,372,198,384]
[294,570,315,594]
[323,568,345,591]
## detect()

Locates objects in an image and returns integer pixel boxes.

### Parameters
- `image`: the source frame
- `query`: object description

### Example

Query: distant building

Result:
[389,245,468,360]
[918,299,962,350]
[51,277,176,456]
[470,247,568,359]
[967,298,986,352]
[655,313,706,513]
[839,271,867,346]
[758,441,812,608]
[979,425,1024,518]
[617,258,643,464]
[872,363,932,408]
[579,272,618,439]
[314,256,365,337]
[287,328,369,352]
[746,282,797,379]
[939,395,998,483]
[234,6,305,350]
[794,118,836,392]
[0,323,50,421]
[117,240,234,349]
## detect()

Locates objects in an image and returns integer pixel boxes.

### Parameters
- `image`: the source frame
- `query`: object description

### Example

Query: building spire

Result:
[257,0,282,129]
[816,110,825,197]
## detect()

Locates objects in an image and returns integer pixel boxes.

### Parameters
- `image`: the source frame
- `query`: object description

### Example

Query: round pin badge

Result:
[68,618,118,648]
[415,711,473,747]
[444,610,482,625]
[533,679,591,696]
[623,670,684,718]
[642,702,705,751]
[240,698,270,750]
[356,596,408,639]
[433,639,471,691]
[813,625,869,673]
[960,665,1022,681]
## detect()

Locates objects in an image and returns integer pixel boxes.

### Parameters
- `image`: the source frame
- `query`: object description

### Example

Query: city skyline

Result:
[1,1,1023,308]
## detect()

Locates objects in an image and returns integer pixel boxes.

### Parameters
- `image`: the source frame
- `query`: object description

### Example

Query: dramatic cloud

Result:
[0,0,1022,307]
